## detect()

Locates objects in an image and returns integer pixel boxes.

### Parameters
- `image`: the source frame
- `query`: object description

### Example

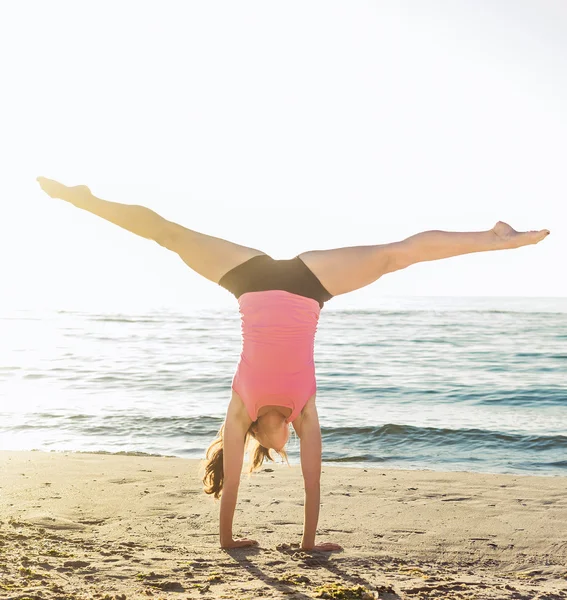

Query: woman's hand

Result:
[301,541,342,552]
[37,176,91,205]
[221,538,258,549]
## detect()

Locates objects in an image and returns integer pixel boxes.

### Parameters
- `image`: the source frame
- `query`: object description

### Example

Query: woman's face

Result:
[253,410,290,451]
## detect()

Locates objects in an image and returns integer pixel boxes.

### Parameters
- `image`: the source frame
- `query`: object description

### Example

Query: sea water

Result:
[1,297,566,476]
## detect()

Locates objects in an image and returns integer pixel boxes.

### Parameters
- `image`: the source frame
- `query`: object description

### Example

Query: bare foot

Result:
[302,542,343,552]
[36,177,92,205]
[492,221,550,249]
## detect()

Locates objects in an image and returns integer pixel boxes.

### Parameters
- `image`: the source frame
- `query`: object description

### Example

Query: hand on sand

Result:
[492,221,550,249]
[301,542,343,552]
[221,538,258,549]
[36,176,91,205]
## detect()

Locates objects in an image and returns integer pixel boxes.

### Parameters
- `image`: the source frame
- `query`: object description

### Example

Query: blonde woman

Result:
[37,176,550,551]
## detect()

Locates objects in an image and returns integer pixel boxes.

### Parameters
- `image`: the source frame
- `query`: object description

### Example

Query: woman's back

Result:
[233,290,321,422]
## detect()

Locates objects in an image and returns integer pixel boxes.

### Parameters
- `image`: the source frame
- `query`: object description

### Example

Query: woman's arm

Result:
[296,397,341,552]
[36,177,175,247]
[299,406,321,550]
[219,394,256,548]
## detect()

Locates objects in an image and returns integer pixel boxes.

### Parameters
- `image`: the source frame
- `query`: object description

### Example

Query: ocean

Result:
[1,296,566,477]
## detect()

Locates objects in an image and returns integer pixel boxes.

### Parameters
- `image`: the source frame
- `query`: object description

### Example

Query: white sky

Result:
[1,0,565,311]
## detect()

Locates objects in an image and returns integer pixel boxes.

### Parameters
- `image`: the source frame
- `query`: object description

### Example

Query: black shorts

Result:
[218,254,333,309]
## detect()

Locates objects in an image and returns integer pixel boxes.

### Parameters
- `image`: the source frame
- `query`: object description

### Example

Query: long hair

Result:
[202,422,289,499]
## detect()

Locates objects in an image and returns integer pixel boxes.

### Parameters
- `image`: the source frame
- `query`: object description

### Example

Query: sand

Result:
[0,450,566,600]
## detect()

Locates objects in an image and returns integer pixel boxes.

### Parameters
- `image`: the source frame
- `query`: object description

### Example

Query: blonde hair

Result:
[202,422,289,499]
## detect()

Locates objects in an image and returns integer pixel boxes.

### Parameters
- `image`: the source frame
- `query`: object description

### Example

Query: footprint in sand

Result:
[63,560,90,568]
[271,520,296,525]
[77,518,106,525]
[391,529,426,535]
[108,478,139,484]
[440,497,473,502]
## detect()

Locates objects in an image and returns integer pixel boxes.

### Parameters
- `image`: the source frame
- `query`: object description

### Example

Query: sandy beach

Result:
[0,450,566,599]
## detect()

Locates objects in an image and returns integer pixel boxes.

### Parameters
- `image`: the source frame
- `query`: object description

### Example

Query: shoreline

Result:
[5,447,566,479]
[1,449,566,599]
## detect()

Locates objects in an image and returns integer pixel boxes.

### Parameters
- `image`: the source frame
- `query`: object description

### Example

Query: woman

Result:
[36,176,550,551]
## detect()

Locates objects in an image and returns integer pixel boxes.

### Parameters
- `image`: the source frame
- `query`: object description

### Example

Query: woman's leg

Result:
[165,225,267,285]
[298,221,550,297]
[37,177,268,284]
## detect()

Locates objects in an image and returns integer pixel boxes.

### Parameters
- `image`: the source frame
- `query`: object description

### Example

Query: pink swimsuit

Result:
[231,290,321,423]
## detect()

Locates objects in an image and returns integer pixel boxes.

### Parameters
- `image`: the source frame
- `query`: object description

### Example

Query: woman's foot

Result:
[492,221,550,249]
[36,177,92,205]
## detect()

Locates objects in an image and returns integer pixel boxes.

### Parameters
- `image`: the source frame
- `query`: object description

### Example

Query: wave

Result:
[449,387,566,407]
[314,385,566,407]
[88,317,160,323]
[12,414,566,454]
[11,414,224,438]
[74,449,174,457]
[6,414,567,475]
[320,423,567,452]
[325,309,567,316]
[515,352,567,359]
